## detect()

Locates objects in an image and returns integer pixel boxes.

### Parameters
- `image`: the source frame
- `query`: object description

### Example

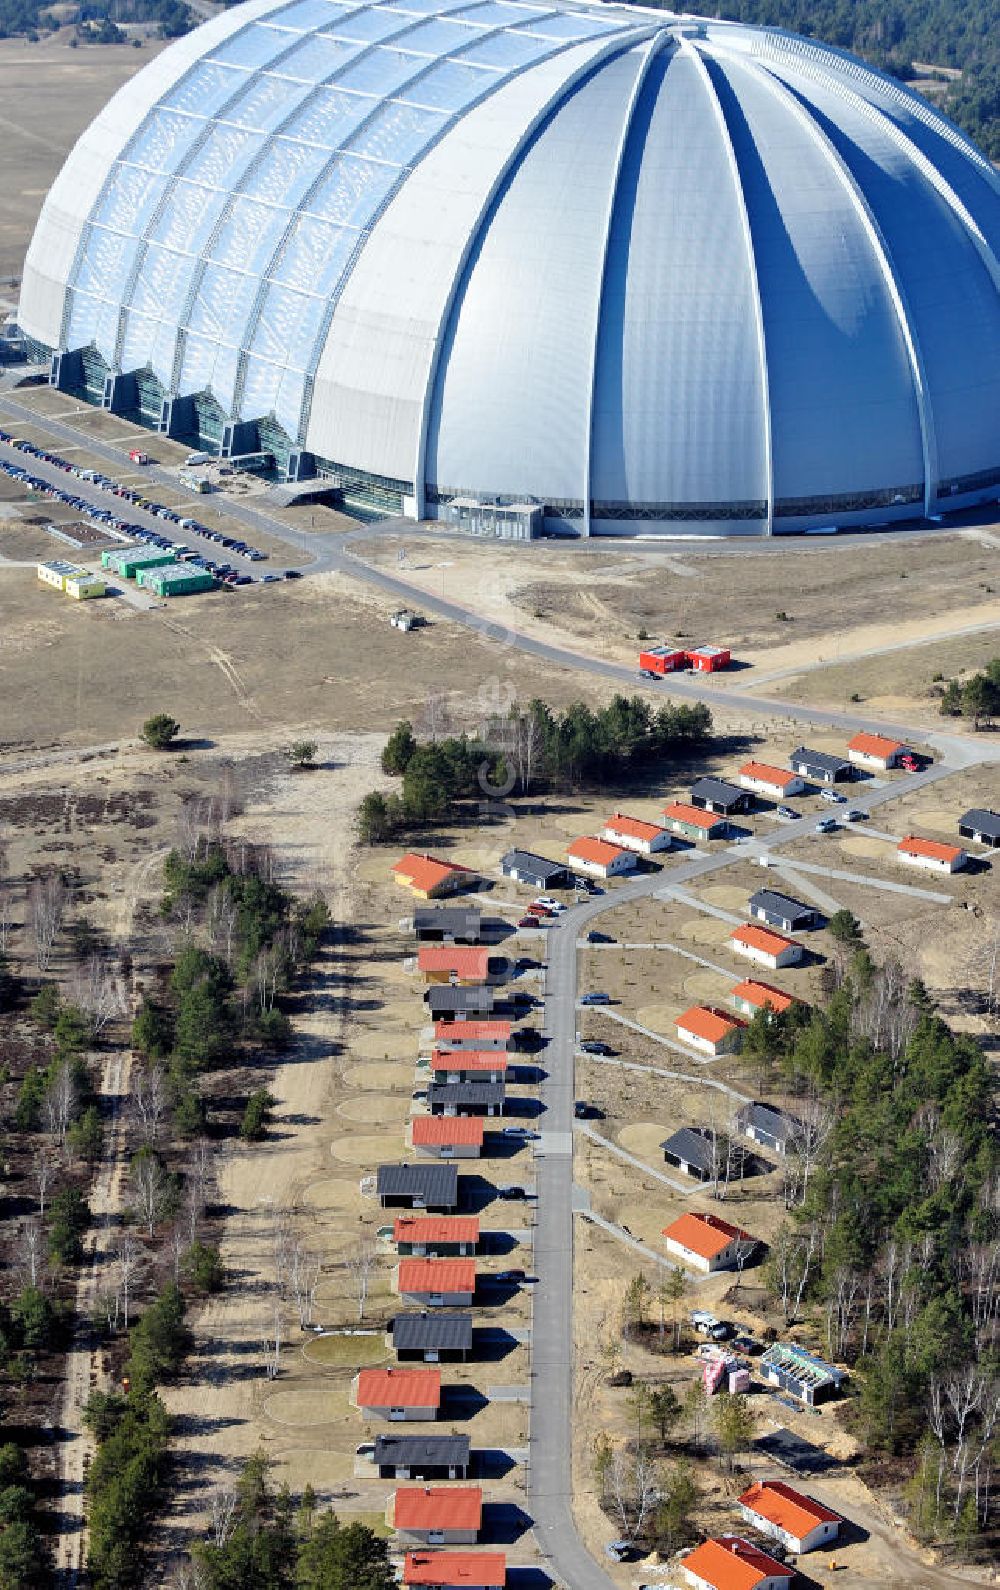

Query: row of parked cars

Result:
[0,432,285,578]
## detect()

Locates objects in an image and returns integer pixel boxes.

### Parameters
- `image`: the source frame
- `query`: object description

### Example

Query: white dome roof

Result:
[19,0,1000,532]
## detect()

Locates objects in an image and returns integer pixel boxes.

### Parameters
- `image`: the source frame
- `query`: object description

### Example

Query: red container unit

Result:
[687,645,731,672]
[128,449,149,464]
[639,645,688,674]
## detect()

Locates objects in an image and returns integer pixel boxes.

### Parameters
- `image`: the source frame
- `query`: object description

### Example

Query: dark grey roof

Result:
[500,849,567,883]
[377,1164,459,1205]
[429,1082,506,1108]
[960,808,1000,839]
[750,889,814,922]
[790,747,851,775]
[373,1434,470,1466]
[426,985,495,1014]
[689,776,744,805]
[413,906,483,939]
[392,1313,474,1351]
[660,1126,715,1173]
[737,1101,803,1145]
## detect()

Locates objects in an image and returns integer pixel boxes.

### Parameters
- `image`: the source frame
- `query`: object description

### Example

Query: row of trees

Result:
[753,928,997,1549]
[359,695,713,842]
[939,657,1000,728]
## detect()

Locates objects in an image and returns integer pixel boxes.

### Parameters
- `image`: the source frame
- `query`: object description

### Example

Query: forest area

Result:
[657,0,1000,158]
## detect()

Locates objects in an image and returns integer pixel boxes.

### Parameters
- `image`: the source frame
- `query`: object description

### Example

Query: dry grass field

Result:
[0,35,166,280]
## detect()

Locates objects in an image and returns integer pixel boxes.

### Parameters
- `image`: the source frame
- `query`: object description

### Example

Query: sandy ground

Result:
[355,528,999,724]
[0,35,167,280]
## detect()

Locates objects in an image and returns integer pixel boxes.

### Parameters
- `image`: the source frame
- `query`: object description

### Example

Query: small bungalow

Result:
[689,776,751,816]
[789,747,852,785]
[738,761,805,800]
[675,1005,747,1057]
[499,850,569,889]
[413,907,484,944]
[409,1116,484,1160]
[426,985,496,1022]
[353,1366,441,1421]
[897,834,967,874]
[389,1485,483,1545]
[748,889,815,933]
[847,731,907,771]
[735,1101,803,1158]
[681,1536,792,1590]
[661,1211,756,1274]
[428,1081,506,1117]
[391,1312,474,1362]
[393,1217,480,1257]
[394,854,476,899]
[730,923,803,970]
[430,1050,508,1084]
[738,1479,842,1555]
[565,836,638,878]
[403,1551,506,1589]
[662,801,729,842]
[660,1127,720,1182]
[601,813,672,855]
[730,979,796,1019]
[417,946,492,984]
[377,1165,459,1212]
[434,1020,511,1049]
[371,1434,469,1480]
[759,1342,846,1405]
[958,807,1000,849]
[395,1258,477,1308]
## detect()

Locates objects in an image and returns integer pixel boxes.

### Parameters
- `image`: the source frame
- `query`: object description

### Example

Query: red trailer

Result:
[686,645,731,672]
[639,645,689,675]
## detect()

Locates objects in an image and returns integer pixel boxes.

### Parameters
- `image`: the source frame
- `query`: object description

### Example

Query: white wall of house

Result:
[603,824,672,855]
[738,1504,839,1554]
[362,1403,438,1421]
[732,940,802,970]
[739,773,804,797]
[569,848,638,878]
[898,848,966,874]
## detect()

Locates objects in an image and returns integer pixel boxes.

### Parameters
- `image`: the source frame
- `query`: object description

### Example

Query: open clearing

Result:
[0,36,165,280]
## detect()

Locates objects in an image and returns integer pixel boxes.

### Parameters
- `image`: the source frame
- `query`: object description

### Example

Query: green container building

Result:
[101,547,177,579]
[136,565,217,597]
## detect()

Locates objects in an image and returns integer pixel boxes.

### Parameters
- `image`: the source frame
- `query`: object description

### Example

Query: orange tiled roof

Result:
[397,1257,477,1294]
[566,835,630,866]
[680,1536,790,1590]
[356,1366,441,1409]
[676,1005,747,1044]
[847,731,905,758]
[662,1211,751,1261]
[404,1552,506,1586]
[393,1486,483,1531]
[394,853,470,892]
[411,1116,485,1147]
[663,801,724,830]
[434,1021,511,1043]
[418,946,490,978]
[738,760,798,788]
[731,922,797,956]
[898,834,964,864]
[431,1049,506,1072]
[730,979,796,1014]
[393,1216,480,1246]
[738,1480,841,1538]
[603,813,666,843]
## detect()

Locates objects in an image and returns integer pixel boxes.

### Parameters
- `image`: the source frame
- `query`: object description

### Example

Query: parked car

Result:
[579,1041,613,1056]
[821,788,847,804]
[580,992,611,1006]
[517,915,540,929]
[501,1126,539,1140]
[495,1269,525,1283]
[901,753,922,772]
[574,1100,590,1117]
[816,817,838,834]
[845,808,867,822]
[587,930,615,943]
[496,1184,525,1199]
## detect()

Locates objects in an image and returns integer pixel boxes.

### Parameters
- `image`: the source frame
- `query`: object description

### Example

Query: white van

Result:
[184,451,211,466]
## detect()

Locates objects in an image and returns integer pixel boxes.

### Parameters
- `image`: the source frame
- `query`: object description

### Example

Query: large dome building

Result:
[17,0,1000,534]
